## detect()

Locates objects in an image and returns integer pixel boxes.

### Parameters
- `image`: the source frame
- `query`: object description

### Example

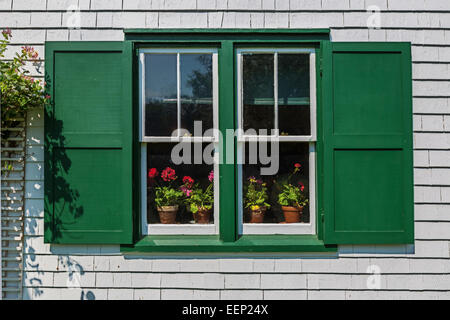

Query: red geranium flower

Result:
[294,163,301,168]
[148,168,158,179]
[298,181,305,192]
[161,167,177,182]
[182,176,194,188]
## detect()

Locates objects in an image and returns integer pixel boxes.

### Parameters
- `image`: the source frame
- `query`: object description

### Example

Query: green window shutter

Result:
[44,41,133,244]
[322,42,413,244]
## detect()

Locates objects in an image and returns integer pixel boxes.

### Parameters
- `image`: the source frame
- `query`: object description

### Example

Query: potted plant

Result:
[244,177,271,223]
[182,171,214,224]
[149,167,184,224]
[277,163,309,223]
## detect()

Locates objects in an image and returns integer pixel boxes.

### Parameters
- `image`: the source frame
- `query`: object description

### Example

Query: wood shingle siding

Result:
[0,0,448,299]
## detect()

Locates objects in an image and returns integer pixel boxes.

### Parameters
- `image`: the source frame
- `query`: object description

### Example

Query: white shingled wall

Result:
[1,0,449,300]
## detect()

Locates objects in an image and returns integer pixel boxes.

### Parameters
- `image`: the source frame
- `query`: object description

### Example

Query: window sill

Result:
[120,235,336,254]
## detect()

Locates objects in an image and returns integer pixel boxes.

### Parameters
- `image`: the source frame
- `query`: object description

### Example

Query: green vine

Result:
[1,28,49,175]
[1,28,49,135]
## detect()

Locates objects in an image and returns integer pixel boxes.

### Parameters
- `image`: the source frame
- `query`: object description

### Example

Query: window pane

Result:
[180,54,213,136]
[243,54,274,133]
[278,54,310,136]
[242,142,310,224]
[147,143,215,225]
[145,54,177,136]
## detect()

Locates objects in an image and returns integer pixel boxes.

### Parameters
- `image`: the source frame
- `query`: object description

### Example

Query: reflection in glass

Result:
[242,142,310,224]
[180,54,213,136]
[278,54,310,136]
[243,54,274,133]
[147,143,215,224]
[145,54,177,136]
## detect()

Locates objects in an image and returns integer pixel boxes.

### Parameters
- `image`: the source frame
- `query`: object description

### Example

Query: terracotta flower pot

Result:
[248,206,267,223]
[281,205,303,223]
[157,205,178,224]
[193,207,212,224]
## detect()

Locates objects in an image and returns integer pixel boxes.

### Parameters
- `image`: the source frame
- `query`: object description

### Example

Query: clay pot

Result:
[193,207,212,224]
[248,206,267,223]
[157,205,178,224]
[281,205,303,223]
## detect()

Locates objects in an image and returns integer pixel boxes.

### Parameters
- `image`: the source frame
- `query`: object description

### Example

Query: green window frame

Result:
[125,29,331,253]
[44,29,413,253]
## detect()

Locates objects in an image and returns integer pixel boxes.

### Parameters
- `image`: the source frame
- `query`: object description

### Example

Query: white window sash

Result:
[140,48,220,235]
[236,48,317,235]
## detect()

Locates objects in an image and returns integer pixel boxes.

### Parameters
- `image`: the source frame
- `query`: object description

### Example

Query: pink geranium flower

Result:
[208,170,214,182]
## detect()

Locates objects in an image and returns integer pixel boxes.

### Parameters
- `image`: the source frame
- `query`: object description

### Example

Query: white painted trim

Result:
[212,51,219,143]
[237,142,244,236]
[139,48,217,54]
[146,224,217,235]
[176,52,181,139]
[237,135,316,142]
[139,53,145,141]
[310,52,317,141]
[141,143,148,236]
[236,48,315,54]
[236,47,317,235]
[243,223,313,234]
[237,51,244,140]
[308,142,317,234]
[274,51,279,134]
[141,136,217,143]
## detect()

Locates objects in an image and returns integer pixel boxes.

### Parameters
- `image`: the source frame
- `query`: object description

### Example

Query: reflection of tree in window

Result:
[181,54,213,136]
[243,54,274,132]
[278,54,310,136]
[145,54,177,136]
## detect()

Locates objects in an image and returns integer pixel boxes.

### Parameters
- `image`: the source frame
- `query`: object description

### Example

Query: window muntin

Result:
[237,48,317,235]
[139,48,219,235]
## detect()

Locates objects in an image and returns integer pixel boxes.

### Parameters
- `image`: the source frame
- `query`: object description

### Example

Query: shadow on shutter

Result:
[44,42,133,244]
[322,41,414,244]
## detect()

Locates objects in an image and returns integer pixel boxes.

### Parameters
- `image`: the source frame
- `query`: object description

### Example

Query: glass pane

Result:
[278,54,310,136]
[242,142,310,224]
[145,54,177,136]
[147,143,215,225]
[180,54,213,136]
[243,54,274,134]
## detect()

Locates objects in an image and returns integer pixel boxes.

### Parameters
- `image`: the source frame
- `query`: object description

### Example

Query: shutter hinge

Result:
[321,212,325,223]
